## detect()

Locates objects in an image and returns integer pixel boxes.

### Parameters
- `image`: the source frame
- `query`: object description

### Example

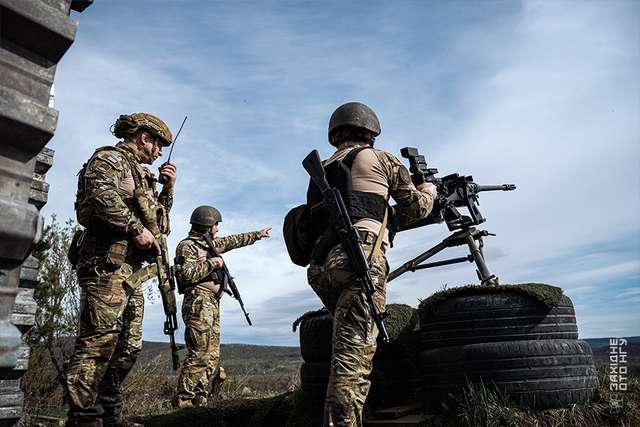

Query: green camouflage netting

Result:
[418,283,564,314]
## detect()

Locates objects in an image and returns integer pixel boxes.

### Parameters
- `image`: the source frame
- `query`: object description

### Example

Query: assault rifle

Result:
[128,193,182,370]
[156,235,182,370]
[387,147,516,287]
[202,232,252,326]
[303,149,390,344]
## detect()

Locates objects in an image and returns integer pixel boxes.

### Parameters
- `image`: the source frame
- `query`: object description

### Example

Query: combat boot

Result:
[192,395,208,407]
[172,396,193,409]
[65,418,102,427]
[103,420,144,427]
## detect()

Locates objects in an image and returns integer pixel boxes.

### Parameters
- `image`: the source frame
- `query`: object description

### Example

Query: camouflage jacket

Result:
[174,230,261,288]
[75,142,173,267]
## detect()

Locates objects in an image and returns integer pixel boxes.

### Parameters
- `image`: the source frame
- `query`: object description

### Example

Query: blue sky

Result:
[45,0,639,345]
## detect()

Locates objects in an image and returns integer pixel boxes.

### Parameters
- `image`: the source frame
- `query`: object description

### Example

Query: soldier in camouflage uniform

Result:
[173,205,271,409]
[65,113,177,427]
[306,102,437,427]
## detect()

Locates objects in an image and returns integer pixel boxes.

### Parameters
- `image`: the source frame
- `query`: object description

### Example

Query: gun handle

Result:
[412,170,426,186]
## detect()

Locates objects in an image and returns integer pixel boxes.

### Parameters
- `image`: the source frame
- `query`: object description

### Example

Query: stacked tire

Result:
[367,305,421,409]
[298,314,332,426]
[418,289,598,411]
[297,305,420,425]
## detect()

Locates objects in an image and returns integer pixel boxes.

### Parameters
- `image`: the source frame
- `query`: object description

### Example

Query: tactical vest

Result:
[306,147,387,246]
[174,234,223,294]
[74,145,168,267]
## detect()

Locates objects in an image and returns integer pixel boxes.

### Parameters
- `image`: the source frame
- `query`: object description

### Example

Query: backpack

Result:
[283,147,386,267]
[283,204,313,267]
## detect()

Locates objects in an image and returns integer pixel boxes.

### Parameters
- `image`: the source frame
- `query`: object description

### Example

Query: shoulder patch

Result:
[399,165,412,185]
[90,149,126,172]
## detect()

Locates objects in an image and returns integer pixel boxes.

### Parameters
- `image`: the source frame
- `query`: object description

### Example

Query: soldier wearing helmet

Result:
[306,102,438,427]
[65,113,178,427]
[172,205,271,409]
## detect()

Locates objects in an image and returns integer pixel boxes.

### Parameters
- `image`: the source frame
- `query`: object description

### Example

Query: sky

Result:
[44,0,639,346]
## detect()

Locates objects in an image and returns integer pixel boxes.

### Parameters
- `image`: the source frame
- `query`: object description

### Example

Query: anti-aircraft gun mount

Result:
[387,147,516,286]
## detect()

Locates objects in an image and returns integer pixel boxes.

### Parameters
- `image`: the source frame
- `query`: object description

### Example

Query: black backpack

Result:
[283,147,385,267]
[283,203,314,267]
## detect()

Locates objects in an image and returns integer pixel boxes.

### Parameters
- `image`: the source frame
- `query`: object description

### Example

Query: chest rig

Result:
[305,147,388,263]
[75,145,168,266]
[175,233,224,294]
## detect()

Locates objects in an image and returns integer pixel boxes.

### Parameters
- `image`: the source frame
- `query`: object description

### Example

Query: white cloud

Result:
[49,0,640,345]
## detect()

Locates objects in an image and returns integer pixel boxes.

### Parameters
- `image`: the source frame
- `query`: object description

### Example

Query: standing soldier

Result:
[306,102,438,426]
[173,205,271,409]
[66,113,178,427]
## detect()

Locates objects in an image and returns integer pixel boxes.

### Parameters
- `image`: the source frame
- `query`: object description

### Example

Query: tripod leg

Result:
[465,234,499,286]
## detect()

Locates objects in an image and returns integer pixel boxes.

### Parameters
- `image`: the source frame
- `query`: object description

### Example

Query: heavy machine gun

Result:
[388,147,516,286]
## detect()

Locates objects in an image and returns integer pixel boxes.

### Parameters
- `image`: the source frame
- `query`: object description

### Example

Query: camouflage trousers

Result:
[307,242,388,427]
[175,287,221,403]
[65,263,144,425]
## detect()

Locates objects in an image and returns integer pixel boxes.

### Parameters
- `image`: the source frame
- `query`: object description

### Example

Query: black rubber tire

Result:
[420,339,598,411]
[300,315,333,363]
[299,305,419,363]
[300,362,329,426]
[367,357,420,410]
[300,362,330,384]
[375,305,419,361]
[419,293,578,348]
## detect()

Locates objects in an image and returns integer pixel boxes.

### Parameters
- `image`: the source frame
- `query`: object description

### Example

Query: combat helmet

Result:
[190,205,222,227]
[328,102,381,140]
[112,113,173,146]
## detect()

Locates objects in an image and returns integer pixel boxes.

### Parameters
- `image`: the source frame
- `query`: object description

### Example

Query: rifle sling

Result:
[369,198,390,263]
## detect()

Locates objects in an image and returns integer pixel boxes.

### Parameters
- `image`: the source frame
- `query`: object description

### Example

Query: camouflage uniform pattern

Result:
[174,230,261,405]
[307,143,434,427]
[66,142,172,425]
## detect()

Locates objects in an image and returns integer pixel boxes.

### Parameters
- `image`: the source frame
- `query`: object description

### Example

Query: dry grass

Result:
[431,366,640,427]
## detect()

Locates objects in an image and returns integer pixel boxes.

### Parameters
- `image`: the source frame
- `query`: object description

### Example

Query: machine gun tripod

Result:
[388,227,499,286]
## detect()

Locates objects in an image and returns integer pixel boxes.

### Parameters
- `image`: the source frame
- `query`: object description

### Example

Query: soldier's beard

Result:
[137,142,159,164]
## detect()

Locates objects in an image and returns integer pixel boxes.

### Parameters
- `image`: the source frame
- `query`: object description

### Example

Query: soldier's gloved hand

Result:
[258,227,272,238]
[417,182,438,200]
[159,162,177,189]
[133,227,161,255]
[209,257,224,269]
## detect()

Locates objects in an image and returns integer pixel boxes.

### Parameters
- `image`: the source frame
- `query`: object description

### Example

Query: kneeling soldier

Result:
[173,205,270,408]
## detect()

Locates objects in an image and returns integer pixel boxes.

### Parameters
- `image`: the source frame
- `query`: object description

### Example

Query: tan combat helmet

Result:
[112,112,173,146]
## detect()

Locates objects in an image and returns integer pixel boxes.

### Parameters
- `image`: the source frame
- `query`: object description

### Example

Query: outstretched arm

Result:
[214,228,271,253]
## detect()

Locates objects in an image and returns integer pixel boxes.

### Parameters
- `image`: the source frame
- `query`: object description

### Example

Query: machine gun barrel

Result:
[474,184,516,192]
